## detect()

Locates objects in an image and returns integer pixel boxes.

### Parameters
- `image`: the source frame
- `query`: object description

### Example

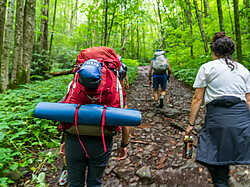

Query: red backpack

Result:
[59,47,125,157]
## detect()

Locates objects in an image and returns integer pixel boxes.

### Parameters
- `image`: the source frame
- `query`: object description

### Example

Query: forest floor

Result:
[19,66,250,187]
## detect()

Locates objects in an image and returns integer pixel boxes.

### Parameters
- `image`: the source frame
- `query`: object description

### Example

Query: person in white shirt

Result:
[186,32,250,187]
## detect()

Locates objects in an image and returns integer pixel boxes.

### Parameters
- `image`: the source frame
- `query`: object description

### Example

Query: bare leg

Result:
[161,90,166,97]
[153,90,159,101]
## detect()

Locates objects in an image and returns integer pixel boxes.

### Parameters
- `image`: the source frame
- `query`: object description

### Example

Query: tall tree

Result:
[11,0,24,85]
[92,0,99,47]
[0,0,15,91]
[217,0,225,32]
[245,0,249,36]
[226,0,235,38]
[136,19,140,59]
[203,0,208,17]
[200,0,203,18]
[23,0,36,83]
[156,0,166,49]
[38,0,49,52]
[174,0,181,29]
[185,0,193,57]
[69,0,78,34]
[207,0,210,11]
[178,0,186,30]
[0,0,7,59]
[49,0,57,57]
[193,0,208,54]
[36,0,50,76]
[107,3,117,46]
[103,0,108,46]
[233,0,242,62]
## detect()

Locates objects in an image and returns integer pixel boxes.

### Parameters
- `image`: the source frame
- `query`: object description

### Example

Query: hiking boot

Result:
[154,101,159,108]
[159,95,164,108]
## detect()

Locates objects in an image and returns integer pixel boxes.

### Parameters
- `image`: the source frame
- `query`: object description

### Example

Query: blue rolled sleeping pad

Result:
[34,102,141,126]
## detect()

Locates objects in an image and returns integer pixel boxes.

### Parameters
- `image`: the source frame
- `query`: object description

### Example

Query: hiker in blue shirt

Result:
[149,50,171,108]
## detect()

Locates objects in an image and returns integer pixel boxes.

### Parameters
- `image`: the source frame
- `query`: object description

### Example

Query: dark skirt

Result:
[196,96,250,165]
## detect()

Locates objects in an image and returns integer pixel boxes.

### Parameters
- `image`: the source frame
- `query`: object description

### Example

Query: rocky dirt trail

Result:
[20,66,250,187]
[101,66,250,187]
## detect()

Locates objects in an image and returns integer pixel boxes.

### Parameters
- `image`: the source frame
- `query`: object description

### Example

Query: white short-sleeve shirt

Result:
[193,59,250,105]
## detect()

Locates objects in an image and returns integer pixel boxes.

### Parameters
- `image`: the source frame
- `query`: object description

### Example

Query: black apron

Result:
[196,96,250,165]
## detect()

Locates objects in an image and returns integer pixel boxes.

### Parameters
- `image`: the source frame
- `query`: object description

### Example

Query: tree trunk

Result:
[92,0,99,47]
[69,0,78,34]
[43,0,49,51]
[203,0,208,17]
[245,0,249,37]
[120,0,127,55]
[38,0,49,53]
[143,29,146,62]
[193,0,209,54]
[156,0,166,49]
[49,0,57,58]
[174,0,181,29]
[130,24,134,58]
[0,0,15,91]
[11,0,24,86]
[178,0,185,30]
[207,0,210,11]
[185,0,193,57]
[23,0,36,83]
[49,69,72,76]
[107,6,116,46]
[217,0,225,32]
[103,0,108,46]
[200,0,203,19]
[69,0,74,34]
[0,0,7,59]
[121,25,131,56]
[136,19,140,59]
[233,0,242,62]
[226,0,235,39]
[38,0,44,52]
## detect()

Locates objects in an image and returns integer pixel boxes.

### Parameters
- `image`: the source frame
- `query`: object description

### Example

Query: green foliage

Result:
[31,48,51,80]
[0,75,73,185]
[168,50,211,85]
[51,47,79,72]
[122,58,139,84]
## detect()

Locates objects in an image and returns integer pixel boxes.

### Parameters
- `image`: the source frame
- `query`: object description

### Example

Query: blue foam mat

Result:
[34,102,141,126]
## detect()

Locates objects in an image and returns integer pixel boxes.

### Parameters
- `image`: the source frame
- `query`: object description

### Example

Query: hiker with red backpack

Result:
[58,47,130,187]
[149,49,171,108]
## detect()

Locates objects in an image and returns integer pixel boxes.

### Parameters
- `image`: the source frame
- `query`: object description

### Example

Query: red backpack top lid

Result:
[76,46,121,71]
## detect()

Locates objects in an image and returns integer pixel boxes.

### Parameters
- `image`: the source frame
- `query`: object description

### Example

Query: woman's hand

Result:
[60,142,65,155]
[117,147,128,160]
[185,125,194,135]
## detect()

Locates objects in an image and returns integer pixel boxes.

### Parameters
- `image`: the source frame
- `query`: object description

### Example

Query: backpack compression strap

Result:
[101,105,107,152]
[74,104,89,158]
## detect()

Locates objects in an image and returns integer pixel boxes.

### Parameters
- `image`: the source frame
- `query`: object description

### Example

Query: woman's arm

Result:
[246,93,250,109]
[186,88,205,134]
